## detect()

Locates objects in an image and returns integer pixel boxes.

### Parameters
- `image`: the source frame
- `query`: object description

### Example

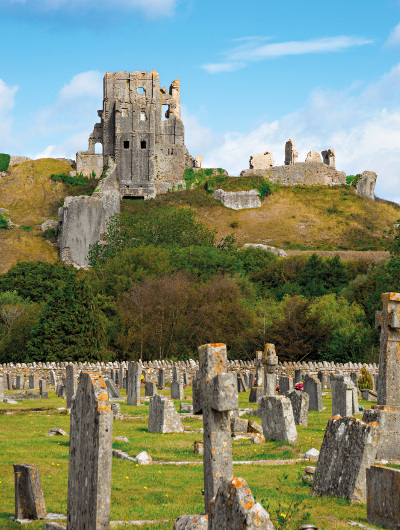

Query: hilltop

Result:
[0,159,399,273]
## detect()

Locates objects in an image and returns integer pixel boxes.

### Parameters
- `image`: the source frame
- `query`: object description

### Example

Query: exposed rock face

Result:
[58,159,120,268]
[249,151,274,169]
[213,189,261,210]
[355,171,377,200]
[9,156,31,166]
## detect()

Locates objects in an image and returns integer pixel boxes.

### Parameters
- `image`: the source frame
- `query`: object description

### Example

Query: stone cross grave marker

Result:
[199,343,238,511]
[67,372,113,529]
[249,351,264,403]
[264,343,278,396]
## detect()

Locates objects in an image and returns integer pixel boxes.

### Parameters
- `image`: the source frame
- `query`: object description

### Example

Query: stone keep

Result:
[311,416,380,503]
[259,395,298,443]
[127,361,141,406]
[332,374,353,417]
[77,71,195,198]
[249,351,264,403]
[264,343,278,396]
[303,374,323,411]
[367,465,400,529]
[288,389,309,426]
[13,464,47,520]
[67,372,113,530]
[363,293,400,459]
[198,343,238,511]
[148,394,184,433]
[65,365,77,409]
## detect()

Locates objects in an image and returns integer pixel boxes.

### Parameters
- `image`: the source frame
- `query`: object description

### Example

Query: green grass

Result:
[0,387,385,529]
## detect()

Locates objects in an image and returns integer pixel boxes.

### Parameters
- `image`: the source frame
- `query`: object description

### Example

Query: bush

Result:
[358,366,374,390]
[0,153,10,172]
[0,213,8,229]
[51,173,98,196]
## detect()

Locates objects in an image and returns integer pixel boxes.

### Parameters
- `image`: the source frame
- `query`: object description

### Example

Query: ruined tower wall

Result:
[240,162,347,186]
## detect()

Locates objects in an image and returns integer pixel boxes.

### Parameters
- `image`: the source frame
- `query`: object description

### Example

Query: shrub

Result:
[0,153,10,172]
[358,366,373,390]
[0,213,8,229]
[51,172,98,196]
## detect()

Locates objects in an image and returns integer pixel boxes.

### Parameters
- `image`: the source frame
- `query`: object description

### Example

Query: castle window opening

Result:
[162,104,169,120]
[140,140,147,149]
[140,112,146,121]
[138,87,145,95]
[94,143,103,154]
[123,141,130,149]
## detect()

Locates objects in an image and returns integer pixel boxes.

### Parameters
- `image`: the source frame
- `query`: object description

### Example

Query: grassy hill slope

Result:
[0,159,73,273]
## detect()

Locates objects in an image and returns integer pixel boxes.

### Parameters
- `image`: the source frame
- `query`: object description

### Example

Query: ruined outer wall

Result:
[240,162,346,186]
[76,153,104,178]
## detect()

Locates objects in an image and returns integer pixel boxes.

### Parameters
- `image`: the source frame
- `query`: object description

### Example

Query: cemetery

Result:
[0,295,399,528]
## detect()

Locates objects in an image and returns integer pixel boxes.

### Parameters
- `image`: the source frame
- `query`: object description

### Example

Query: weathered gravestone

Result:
[303,374,323,411]
[0,375,4,401]
[259,395,298,443]
[192,370,202,414]
[249,351,264,403]
[118,365,126,389]
[148,394,184,433]
[39,379,48,399]
[237,375,247,393]
[49,370,56,387]
[317,371,327,390]
[145,381,157,397]
[127,361,141,406]
[294,369,303,385]
[65,365,77,409]
[288,389,309,426]
[157,368,165,390]
[248,373,254,389]
[264,343,278,396]
[105,378,121,399]
[13,464,47,520]
[67,372,113,529]
[278,376,293,396]
[171,368,184,399]
[7,373,13,390]
[332,374,353,417]
[311,416,380,502]
[367,465,400,529]
[29,374,38,389]
[363,292,400,459]
[15,374,24,390]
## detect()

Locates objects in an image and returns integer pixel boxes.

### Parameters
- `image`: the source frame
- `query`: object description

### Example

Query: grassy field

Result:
[0,386,387,529]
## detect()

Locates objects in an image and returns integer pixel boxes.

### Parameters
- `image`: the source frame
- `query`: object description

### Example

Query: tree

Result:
[27,278,107,362]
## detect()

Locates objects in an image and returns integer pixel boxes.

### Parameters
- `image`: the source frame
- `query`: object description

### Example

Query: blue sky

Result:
[1,0,400,200]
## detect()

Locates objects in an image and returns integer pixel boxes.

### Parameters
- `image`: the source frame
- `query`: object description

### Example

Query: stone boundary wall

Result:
[0,359,378,388]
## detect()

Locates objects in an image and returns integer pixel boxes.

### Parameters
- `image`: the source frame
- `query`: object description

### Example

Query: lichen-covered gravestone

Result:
[363,292,400,460]
[367,465,400,528]
[303,374,323,411]
[13,464,47,520]
[105,378,121,399]
[259,395,298,443]
[264,343,278,396]
[65,365,77,409]
[288,389,309,426]
[145,381,157,397]
[192,370,202,414]
[332,374,353,417]
[127,361,141,406]
[311,416,380,502]
[67,372,113,529]
[148,394,184,433]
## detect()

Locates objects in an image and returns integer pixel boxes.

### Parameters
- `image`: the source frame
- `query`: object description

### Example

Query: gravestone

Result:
[367,465,400,529]
[67,372,113,529]
[208,477,275,530]
[264,343,278,395]
[311,416,380,502]
[171,381,184,400]
[362,293,400,459]
[105,378,121,399]
[294,369,303,385]
[249,352,265,403]
[148,394,184,433]
[0,375,4,401]
[13,464,47,520]
[303,374,323,411]
[157,369,165,390]
[350,372,358,386]
[199,343,238,510]
[145,381,157,397]
[65,365,77,409]
[362,389,377,402]
[183,372,188,386]
[15,374,24,390]
[288,389,309,426]
[332,374,353,417]
[39,379,48,399]
[119,365,126,389]
[243,371,249,388]
[259,395,298,443]
[29,374,38,389]
[279,376,293,396]
[7,373,13,390]
[127,361,141,406]
[317,371,327,390]
[49,370,56,386]
[192,371,202,414]
[237,375,247,393]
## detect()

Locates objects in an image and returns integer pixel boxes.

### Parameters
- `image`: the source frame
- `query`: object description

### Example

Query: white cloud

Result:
[0,78,18,147]
[202,35,373,74]
[386,22,400,46]
[4,0,177,17]
[200,63,400,202]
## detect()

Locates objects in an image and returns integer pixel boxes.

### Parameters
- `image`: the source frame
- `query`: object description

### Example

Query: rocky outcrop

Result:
[213,189,261,210]
[355,171,377,201]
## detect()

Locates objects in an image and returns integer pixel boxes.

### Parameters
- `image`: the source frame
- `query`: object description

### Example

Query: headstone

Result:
[278,376,293,396]
[317,371,327,390]
[157,368,165,390]
[350,372,358,386]
[288,389,309,426]
[39,379,48,399]
[192,370,202,414]
[0,375,4,401]
[29,373,38,389]
[362,293,400,459]
[183,372,188,386]
[67,372,113,529]
[65,365,77,409]
[249,351,264,403]
[118,365,126,389]
[127,361,141,406]
[208,477,275,530]
[13,464,47,520]
[362,389,377,402]
[171,381,184,400]
[367,465,400,529]
[303,374,323,411]
[243,371,249,388]
[15,374,24,390]
[6,373,13,390]
[248,373,254,389]
[311,416,380,502]
[199,343,238,510]
[237,375,247,393]
[294,369,303,385]
[148,394,184,433]
[264,343,278,395]
[145,381,157,397]
[49,370,56,386]
[259,395,298,443]
[332,374,353,417]
[105,378,121,399]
